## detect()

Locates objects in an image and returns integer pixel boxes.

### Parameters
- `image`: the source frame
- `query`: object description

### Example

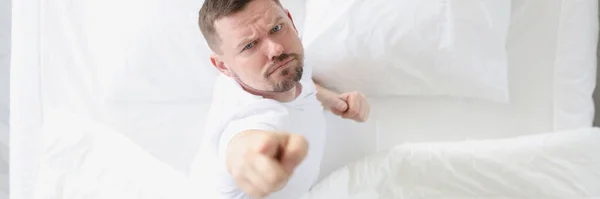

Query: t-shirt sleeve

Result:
[217,100,290,164]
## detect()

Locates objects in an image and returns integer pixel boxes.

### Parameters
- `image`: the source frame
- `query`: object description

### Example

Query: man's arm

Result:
[214,100,309,198]
[314,81,346,112]
[313,79,370,122]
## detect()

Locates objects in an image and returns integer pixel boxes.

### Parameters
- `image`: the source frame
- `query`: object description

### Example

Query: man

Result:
[189,0,370,198]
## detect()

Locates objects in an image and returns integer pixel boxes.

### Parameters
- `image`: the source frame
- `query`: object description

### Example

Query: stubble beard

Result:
[271,65,303,92]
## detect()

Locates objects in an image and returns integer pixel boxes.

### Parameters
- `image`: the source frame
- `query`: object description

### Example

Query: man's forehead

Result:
[214,4,283,43]
[216,14,280,34]
[213,17,254,47]
[216,5,281,29]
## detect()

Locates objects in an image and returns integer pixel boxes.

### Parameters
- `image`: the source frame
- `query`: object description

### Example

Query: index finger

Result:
[279,134,308,174]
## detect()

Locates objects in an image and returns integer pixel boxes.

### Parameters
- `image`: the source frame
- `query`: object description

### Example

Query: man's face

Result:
[211,0,304,93]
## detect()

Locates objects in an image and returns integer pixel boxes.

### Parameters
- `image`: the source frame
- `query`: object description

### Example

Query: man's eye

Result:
[272,24,282,33]
[244,42,255,50]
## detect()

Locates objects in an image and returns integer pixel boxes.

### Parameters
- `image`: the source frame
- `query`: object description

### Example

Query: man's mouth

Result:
[269,57,295,75]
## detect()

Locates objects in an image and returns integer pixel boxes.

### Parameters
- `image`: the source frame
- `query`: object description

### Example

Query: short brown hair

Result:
[198,0,282,53]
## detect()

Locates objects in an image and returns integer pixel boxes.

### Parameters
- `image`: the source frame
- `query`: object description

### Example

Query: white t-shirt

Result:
[189,70,327,199]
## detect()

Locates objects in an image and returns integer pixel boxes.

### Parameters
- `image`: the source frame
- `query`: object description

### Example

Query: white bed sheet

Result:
[35,109,203,199]
[11,0,44,198]
[316,0,598,180]
[302,127,600,199]
[8,0,598,198]
[33,110,600,199]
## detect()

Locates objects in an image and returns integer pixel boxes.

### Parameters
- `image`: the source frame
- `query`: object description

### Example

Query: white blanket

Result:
[302,128,600,199]
[35,111,600,198]
[35,110,202,199]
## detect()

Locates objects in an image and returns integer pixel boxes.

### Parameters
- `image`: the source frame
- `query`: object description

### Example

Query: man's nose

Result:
[265,39,284,60]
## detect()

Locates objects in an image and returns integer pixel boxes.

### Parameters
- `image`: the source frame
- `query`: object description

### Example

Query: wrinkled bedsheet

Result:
[301,127,600,199]
[34,110,202,199]
[35,110,600,199]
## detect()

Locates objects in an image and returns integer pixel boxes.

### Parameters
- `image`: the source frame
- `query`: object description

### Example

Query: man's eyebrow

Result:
[270,15,283,26]
[236,35,256,49]
[235,15,285,49]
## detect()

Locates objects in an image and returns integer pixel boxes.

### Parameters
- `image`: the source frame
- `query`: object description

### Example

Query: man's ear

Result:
[285,9,298,33]
[210,54,233,77]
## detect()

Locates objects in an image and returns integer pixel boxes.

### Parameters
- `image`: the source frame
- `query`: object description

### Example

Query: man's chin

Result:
[278,72,301,82]
[270,79,298,93]
[288,66,303,82]
[293,73,302,82]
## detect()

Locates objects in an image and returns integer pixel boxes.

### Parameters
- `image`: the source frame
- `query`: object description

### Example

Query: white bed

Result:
[8,0,599,198]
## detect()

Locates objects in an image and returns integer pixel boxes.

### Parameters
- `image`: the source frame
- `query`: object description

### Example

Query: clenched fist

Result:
[315,84,370,122]
[333,91,370,122]
[225,130,309,198]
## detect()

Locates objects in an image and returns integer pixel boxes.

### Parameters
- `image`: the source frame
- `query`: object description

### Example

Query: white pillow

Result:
[280,0,307,36]
[302,0,512,102]
[98,0,217,102]
[102,0,307,103]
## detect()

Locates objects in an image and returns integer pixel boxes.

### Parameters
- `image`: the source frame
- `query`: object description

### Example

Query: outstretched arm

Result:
[226,130,308,198]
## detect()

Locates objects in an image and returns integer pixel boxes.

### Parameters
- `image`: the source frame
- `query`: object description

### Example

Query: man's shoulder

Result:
[204,75,289,131]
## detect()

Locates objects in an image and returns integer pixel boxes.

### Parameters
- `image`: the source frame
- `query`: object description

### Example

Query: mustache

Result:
[265,53,300,77]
